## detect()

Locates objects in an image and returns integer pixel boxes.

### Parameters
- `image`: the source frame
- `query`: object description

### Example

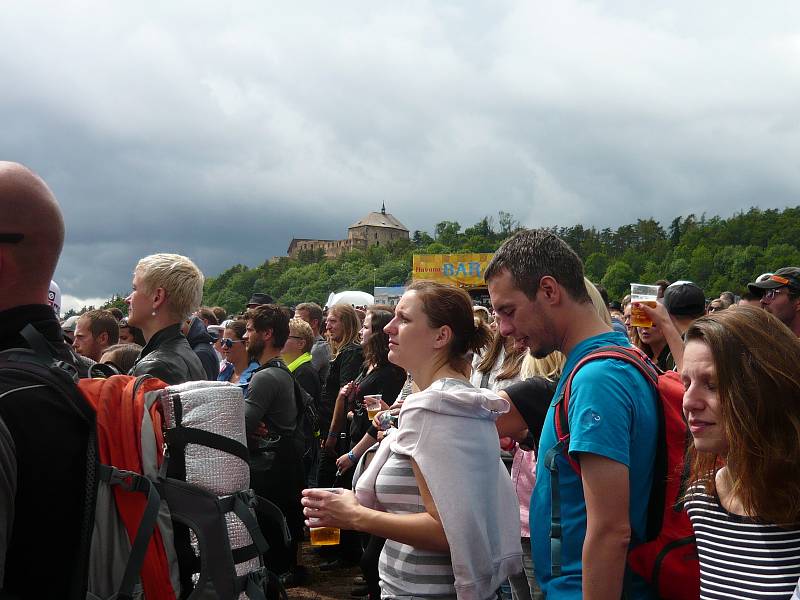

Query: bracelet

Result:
[348,451,358,463]
[327,431,339,438]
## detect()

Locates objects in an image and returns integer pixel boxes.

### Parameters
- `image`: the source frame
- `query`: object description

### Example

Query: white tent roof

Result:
[326,290,375,308]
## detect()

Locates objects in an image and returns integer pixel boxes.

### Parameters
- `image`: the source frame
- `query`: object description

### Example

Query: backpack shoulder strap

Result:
[555,345,658,465]
[264,360,311,429]
[546,344,660,579]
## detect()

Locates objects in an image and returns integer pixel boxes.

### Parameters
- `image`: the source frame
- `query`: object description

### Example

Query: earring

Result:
[151,310,157,317]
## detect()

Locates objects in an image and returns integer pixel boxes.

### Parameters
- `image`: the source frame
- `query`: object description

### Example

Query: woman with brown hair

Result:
[303,281,522,599]
[471,330,527,391]
[682,305,800,598]
[216,319,260,390]
[632,322,675,371]
[319,303,364,486]
[336,306,406,473]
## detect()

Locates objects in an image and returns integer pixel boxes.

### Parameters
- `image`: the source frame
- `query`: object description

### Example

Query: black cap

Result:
[247,292,274,307]
[747,267,800,296]
[663,281,705,317]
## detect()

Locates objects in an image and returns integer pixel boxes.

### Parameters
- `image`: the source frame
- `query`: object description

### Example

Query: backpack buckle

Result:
[52,359,79,383]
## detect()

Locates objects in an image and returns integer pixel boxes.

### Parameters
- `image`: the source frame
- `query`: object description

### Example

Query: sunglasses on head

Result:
[220,337,245,349]
[119,317,129,327]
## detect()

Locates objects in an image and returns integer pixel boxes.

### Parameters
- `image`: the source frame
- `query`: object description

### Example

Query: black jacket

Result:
[131,324,206,385]
[320,343,364,431]
[0,304,93,598]
[185,317,218,380]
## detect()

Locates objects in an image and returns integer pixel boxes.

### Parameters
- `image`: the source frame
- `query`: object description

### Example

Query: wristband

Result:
[347,451,357,463]
[327,431,339,438]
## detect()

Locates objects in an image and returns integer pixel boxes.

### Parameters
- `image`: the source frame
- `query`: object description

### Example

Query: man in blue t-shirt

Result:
[486,229,658,599]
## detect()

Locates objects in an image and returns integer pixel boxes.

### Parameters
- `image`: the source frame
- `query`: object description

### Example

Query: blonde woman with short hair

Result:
[125,253,206,384]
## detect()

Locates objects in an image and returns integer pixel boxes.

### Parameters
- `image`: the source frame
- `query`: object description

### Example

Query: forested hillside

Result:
[90,207,799,318]
[198,207,800,314]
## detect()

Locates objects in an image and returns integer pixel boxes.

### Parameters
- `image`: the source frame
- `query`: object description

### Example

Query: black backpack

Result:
[268,361,321,459]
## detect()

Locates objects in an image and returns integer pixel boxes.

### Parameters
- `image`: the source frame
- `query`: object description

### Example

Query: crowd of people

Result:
[2,161,800,600]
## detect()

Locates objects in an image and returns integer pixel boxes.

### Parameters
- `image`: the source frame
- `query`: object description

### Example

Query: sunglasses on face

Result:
[220,338,245,349]
[763,288,790,303]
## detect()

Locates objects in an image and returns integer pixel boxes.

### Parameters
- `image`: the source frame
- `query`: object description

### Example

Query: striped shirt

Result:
[686,485,800,599]
[376,451,456,599]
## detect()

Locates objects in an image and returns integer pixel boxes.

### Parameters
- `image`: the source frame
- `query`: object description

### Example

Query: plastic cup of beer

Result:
[630,284,659,328]
[309,488,343,546]
[364,394,382,421]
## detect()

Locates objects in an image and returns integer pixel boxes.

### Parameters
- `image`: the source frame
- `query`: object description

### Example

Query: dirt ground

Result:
[286,541,363,600]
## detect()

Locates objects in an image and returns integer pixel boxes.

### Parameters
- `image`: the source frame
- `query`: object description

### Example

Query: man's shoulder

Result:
[570,355,651,389]
[311,338,330,351]
[250,363,293,386]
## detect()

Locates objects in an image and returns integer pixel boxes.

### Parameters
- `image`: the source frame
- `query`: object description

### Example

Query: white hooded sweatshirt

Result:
[356,378,523,600]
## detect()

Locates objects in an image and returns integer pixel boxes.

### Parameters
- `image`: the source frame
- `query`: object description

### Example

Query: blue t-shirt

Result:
[531,331,658,599]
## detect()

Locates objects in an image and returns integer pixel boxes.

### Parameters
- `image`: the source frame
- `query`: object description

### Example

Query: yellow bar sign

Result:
[412,253,495,288]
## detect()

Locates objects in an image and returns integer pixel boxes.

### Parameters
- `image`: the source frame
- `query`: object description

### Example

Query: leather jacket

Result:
[131,323,206,385]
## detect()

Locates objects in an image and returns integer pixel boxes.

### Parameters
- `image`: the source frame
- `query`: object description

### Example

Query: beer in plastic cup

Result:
[630,283,659,328]
[308,488,343,546]
[364,394,382,421]
[309,525,341,546]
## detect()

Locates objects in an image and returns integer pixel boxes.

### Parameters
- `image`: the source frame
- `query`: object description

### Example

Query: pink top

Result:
[510,447,536,538]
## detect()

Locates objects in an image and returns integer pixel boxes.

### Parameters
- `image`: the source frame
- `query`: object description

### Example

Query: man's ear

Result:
[538,276,561,305]
[97,331,109,346]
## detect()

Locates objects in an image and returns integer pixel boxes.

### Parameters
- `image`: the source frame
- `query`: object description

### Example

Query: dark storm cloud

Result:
[1,1,799,311]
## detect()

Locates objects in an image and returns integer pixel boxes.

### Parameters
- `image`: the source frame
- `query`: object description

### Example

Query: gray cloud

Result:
[1,1,799,301]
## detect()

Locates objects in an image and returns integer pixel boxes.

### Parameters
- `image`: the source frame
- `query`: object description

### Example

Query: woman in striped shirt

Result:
[303,281,523,599]
[682,306,800,599]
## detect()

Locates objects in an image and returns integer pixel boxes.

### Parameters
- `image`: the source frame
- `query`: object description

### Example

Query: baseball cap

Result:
[246,292,274,307]
[207,324,224,342]
[61,315,79,333]
[663,281,705,317]
[61,315,79,343]
[747,267,800,296]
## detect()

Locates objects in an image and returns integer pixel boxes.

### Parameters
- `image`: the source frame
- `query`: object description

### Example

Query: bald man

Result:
[0,162,94,598]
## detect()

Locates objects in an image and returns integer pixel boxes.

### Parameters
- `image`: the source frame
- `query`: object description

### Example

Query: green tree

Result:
[584,252,610,282]
[101,295,128,313]
[601,261,636,300]
[498,211,519,237]
[434,221,461,247]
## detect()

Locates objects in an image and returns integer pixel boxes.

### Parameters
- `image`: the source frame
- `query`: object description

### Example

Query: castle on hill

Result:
[287,204,409,259]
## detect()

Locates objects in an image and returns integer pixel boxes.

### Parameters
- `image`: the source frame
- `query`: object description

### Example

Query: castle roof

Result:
[349,205,408,231]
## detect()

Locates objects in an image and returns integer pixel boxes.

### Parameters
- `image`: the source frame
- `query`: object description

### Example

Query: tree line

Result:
[84,206,799,318]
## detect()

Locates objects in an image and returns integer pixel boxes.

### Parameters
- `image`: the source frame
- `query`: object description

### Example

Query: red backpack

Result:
[547,345,699,600]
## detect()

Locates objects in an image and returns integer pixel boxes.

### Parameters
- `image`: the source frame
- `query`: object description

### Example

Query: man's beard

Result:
[248,336,265,362]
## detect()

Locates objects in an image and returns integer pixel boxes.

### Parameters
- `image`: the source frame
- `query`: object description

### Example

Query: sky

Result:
[2,1,799,313]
